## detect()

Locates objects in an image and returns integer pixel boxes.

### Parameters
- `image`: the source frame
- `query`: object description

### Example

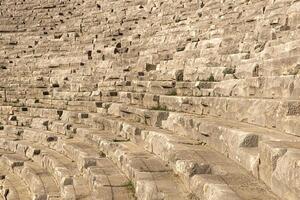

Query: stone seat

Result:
[0,157,31,200]
[102,102,300,192]
[7,107,190,199]
[116,90,300,137]
[75,129,190,200]
[0,150,60,200]
[0,136,87,199]
[0,125,136,200]
[23,107,279,199]
[75,116,279,200]
[212,75,300,99]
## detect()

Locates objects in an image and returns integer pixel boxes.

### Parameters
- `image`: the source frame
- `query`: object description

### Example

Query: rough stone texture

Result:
[0,0,299,199]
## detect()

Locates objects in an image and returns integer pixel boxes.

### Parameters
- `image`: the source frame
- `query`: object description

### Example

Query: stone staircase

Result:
[0,0,300,199]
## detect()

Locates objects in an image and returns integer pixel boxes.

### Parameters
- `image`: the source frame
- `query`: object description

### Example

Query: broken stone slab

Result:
[190,174,242,200]
[259,141,300,200]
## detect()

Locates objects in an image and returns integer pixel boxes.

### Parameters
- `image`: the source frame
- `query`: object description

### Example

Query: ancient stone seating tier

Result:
[0,0,299,199]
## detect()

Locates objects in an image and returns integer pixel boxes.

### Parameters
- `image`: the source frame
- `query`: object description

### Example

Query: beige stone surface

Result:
[0,0,299,199]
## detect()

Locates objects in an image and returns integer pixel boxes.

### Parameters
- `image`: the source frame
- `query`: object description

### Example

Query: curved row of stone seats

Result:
[2,86,300,200]
[0,148,60,199]
[8,91,298,200]
[1,125,136,198]
[27,105,282,199]
[0,104,282,199]
[96,74,300,100]
[1,0,299,87]
[213,76,300,99]
[0,152,32,200]
[4,106,190,199]
[112,89,300,137]
[103,102,300,198]
[96,101,300,199]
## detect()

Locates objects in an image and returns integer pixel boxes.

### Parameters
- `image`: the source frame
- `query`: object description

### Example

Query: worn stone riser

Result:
[0,161,32,200]
[8,103,296,200]
[3,91,300,138]
[1,124,188,199]
[115,91,300,136]
[5,101,298,199]
[0,151,61,200]
[0,128,136,200]
[1,105,284,199]
[2,73,300,100]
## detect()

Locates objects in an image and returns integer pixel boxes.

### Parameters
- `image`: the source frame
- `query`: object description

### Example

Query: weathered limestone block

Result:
[62,185,76,200]
[282,116,300,137]
[175,160,210,186]
[135,178,162,200]
[159,96,191,112]
[272,150,300,200]
[184,66,225,82]
[213,79,241,96]
[31,118,49,130]
[190,175,241,200]
[0,106,13,115]
[119,92,132,104]
[259,141,300,200]
[235,60,259,79]
[143,93,159,109]
[20,165,47,200]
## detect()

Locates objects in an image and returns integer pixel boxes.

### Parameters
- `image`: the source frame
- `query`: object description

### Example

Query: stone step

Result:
[212,76,300,99]
[116,91,300,137]
[22,108,276,200]
[0,151,60,200]
[11,125,137,200]
[84,114,279,200]
[99,102,300,199]
[1,104,298,200]
[1,127,136,200]
[15,112,190,199]
[75,131,190,200]
[0,136,87,199]
[0,160,31,200]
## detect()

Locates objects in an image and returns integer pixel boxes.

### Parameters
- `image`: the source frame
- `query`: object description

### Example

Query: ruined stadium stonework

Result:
[0,0,299,199]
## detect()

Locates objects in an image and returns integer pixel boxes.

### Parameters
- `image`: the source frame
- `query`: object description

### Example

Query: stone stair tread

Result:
[2,126,136,199]
[0,136,80,174]
[72,129,189,199]
[114,102,300,143]
[0,135,92,199]
[16,104,296,199]
[88,114,279,200]
[41,136,137,199]
[24,162,61,197]
[0,150,61,199]
[0,163,31,200]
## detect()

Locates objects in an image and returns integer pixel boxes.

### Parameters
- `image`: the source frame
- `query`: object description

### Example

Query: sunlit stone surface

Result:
[0,0,299,199]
